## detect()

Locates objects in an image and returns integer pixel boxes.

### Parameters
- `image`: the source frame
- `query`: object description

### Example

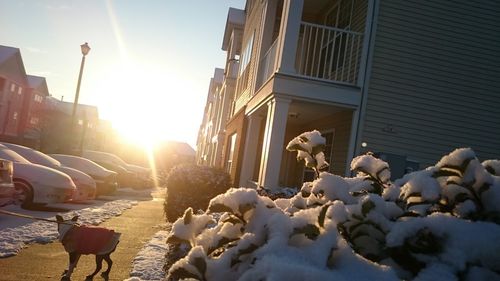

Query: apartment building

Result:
[0,46,49,147]
[198,0,500,191]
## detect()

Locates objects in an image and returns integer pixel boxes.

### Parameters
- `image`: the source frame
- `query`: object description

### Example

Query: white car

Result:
[49,154,119,196]
[0,144,76,207]
[2,143,96,201]
[82,150,152,188]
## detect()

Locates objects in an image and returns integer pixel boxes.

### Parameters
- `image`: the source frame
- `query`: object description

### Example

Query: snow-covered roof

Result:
[222,8,245,51]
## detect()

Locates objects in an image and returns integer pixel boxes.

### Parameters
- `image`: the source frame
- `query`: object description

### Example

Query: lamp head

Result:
[80,42,91,56]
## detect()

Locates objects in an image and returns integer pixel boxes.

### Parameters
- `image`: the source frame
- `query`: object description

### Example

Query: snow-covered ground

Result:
[126,230,170,281]
[0,199,138,257]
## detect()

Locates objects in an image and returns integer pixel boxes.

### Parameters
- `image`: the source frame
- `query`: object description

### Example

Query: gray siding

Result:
[361,0,500,167]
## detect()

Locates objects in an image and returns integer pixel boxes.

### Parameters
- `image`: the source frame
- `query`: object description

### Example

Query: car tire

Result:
[13,179,34,209]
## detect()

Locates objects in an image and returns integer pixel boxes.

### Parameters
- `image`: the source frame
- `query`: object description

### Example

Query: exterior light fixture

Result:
[80,42,91,56]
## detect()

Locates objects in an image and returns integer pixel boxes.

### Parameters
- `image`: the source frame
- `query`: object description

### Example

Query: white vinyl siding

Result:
[360,0,500,167]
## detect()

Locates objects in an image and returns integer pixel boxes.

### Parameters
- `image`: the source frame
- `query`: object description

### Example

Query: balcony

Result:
[296,22,363,85]
[257,22,364,90]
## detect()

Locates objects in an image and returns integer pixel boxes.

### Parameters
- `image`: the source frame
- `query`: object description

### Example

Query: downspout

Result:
[351,0,380,172]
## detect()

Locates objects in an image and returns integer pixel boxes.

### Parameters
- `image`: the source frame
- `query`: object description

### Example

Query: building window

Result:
[30,117,39,125]
[12,111,18,120]
[236,31,255,95]
[225,133,237,173]
[17,87,22,95]
[10,83,16,92]
[239,32,254,75]
[34,94,43,102]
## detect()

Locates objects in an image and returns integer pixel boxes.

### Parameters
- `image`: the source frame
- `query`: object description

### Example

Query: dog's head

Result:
[55,215,79,241]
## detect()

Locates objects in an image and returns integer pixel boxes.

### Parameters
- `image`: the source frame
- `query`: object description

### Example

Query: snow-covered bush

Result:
[286,130,329,180]
[164,164,231,222]
[165,131,500,280]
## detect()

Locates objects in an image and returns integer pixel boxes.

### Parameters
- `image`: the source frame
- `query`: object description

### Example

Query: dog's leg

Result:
[101,254,113,277]
[86,255,104,280]
[62,252,80,280]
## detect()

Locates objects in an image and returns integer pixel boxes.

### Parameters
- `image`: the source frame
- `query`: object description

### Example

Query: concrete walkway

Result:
[0,198,165,281]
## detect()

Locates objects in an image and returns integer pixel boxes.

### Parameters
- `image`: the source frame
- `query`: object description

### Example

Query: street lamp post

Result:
[69,42,90,153]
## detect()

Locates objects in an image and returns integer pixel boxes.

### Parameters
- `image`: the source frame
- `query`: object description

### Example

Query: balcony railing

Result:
[296,22,364,85]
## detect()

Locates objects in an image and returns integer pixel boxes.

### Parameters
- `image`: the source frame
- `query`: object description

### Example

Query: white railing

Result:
[296,22,364,85]
[256,39,279,89]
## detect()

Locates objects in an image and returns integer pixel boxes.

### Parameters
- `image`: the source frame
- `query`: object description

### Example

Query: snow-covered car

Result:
[0,158,14,207]
[82,150,151,188]
[1,143,96,201]
[49,154,119,196]
[0,144,76,207]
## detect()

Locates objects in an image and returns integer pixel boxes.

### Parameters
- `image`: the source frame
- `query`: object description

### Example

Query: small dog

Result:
[55,215,121,280]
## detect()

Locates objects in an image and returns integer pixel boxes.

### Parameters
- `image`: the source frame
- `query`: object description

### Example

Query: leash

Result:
[0,209,75,225]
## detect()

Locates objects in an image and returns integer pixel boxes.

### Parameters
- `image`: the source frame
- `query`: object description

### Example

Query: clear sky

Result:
[0,0,245,147]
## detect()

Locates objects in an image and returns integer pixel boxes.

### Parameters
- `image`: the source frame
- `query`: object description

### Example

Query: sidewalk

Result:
[0,198,165,281]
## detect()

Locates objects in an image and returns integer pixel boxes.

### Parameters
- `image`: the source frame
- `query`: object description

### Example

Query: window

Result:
[17,87,22,95]
[225,133,237,173]
[318,0,354,79]
[34,94,43,102]
[324,0,353,30]
[12,111,18,120]
[30,117,39,125]
[10,83,16,92]
[239,32,254,75]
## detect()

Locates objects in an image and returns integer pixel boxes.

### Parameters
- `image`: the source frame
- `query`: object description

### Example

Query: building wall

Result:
[360,0,500,167]
[221,108,247,187]
[234,0,267,113]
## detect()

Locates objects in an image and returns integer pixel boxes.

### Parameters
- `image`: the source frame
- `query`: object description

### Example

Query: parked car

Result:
[81,150,151,189]
[0,144,76,207]
[49,154,119,196]
[0,158,14,207]
[1,143,96,201]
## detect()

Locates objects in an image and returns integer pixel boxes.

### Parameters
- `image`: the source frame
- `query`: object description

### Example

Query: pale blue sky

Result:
[0,0,245,146]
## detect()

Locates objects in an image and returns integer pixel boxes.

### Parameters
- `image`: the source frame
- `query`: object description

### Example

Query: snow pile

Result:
[128,230,170,281]
[164,131,500,281]
[0,199,137,257]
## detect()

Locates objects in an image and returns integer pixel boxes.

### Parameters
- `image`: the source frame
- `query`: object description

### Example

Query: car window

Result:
[0,148,30,164]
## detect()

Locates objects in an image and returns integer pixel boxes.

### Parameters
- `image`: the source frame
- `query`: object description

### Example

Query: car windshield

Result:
[6,145,61,167]
[0,147,30,164]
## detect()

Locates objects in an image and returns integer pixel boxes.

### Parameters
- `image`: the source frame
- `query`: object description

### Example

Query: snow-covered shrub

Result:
[286,130,329,180]
[165,132,500,280]
[164,164,231,222]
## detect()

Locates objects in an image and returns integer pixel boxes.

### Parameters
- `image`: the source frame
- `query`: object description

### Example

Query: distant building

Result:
[0,45,49,147]
[41,97,100,153]
[197,0,500,190]
[155,141,196,172]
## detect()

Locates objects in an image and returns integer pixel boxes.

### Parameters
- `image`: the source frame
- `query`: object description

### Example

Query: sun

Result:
[89,61,200,149]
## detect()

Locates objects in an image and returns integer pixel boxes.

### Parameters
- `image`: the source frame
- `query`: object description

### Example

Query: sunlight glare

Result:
[92,61,197,148]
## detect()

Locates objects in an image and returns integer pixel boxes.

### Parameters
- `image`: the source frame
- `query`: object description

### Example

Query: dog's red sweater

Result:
[64,225,115,255]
